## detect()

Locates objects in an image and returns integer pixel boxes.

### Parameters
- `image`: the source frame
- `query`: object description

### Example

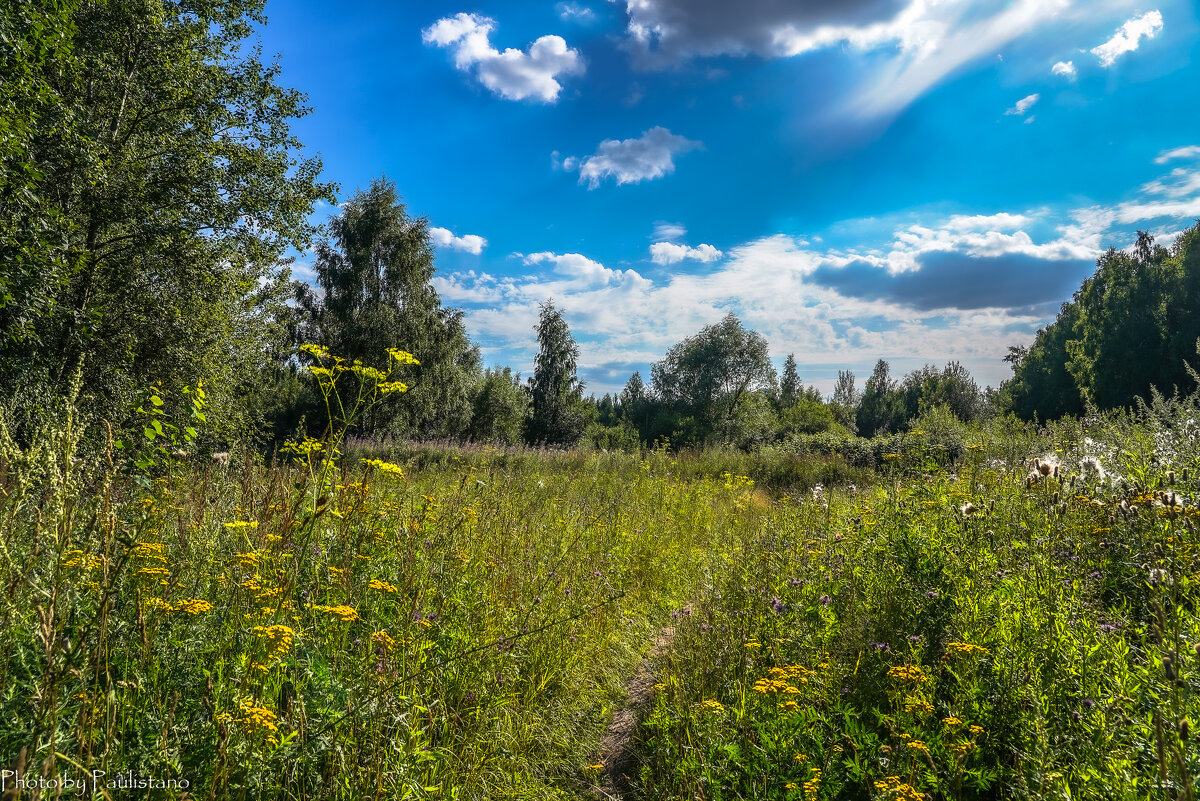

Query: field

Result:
[2,395,1200,800]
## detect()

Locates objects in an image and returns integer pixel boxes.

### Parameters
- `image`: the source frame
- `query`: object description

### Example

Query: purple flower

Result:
[1098,623,1119,633]
[924,590,940,599]
[771,597,787,614]
[818,595,832,605]
[908,635,922,643]
[1089,571,1102,580]
[869,642,890,651]
[1081,698,1096,709]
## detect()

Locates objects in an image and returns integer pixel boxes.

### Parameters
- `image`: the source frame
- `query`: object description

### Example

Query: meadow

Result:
[2,375,1200,800]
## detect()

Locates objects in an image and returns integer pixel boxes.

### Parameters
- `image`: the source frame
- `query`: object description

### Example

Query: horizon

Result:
[258,0,1200,395]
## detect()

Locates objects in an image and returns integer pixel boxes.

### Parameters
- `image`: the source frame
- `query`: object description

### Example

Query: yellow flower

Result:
[387,348,419,365]
[701,699,725,713]
[322,605,359,622]
[136,566,170,578]
[943,716,963,727]
[224,521,259,530]
[252,624,296,657]
[887,665,928,684]
[237,700,279,738]
[945,642,989,657]
[369,578,397,594]
[362,458,404,477]
[176,598,212,615]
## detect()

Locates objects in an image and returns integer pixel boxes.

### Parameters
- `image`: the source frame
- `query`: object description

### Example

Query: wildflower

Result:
[369,578,398,594]
[372,631,396,652]
[903,696,934,716]
[944,641,989,657]
[362,458,405,477]
[744,640,762,649]
[818,595,832,605]
[887,665,928,684]
[872,775,927,800]
[136,567,170,578]
[237,700,279,738]
[252,624,296,658]
[701,699,725,713]
[224,521,259,530]
[942,716,963,727]
[176,598,213,615]
[1149,568,1174,586]
[959,502,979,516]
[968,724,984,735]
[387,348,419,365]
[322,605,359,622]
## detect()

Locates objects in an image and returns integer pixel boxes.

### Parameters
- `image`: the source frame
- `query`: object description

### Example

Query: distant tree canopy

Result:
[1003,226,1200,419]
[650,312,775,445]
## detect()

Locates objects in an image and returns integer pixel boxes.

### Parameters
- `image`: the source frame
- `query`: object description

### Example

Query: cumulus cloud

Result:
[430,226,487,255]
[441,152,1200,395]
[562,127,702,189]
[1091,10,1163,67]
[422,13,584,102]
[1005,93,1040,116]
[1051,60,1077,79]
[649,241,723,264]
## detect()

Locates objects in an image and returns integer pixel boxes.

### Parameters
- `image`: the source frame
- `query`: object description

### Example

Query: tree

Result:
[0,0,334,440]
[651,312,775,443]
[302,179,480,438]
[830,369,858,432]
[779,353,801,410]
[856,360,904,435]
[467,367,529,445]
[526,301,586,446]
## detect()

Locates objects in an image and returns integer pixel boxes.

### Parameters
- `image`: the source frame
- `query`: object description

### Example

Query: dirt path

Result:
[584,626,676,800]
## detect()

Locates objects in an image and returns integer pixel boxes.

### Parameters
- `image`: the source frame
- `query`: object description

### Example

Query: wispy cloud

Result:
[561,127,702,189]
[1005,93,1040,116]
[422,13,584,102]
[1091,10,1163,67]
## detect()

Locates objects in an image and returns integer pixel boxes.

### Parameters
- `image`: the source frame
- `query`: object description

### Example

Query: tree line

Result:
[4,2,1198,455]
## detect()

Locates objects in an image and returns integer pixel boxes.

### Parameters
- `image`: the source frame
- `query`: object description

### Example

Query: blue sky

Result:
[259,0,1200,396]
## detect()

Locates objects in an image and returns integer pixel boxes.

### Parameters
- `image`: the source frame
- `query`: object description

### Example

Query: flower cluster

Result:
[873,776,927,800]
[237,700,279,739]
[252,624,296,658]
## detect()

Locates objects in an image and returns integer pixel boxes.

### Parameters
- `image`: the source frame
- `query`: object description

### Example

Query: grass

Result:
[2,392,1200,799]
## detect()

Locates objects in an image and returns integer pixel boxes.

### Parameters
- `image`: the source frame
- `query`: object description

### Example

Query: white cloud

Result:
[443,151,1200,395]
[422,13,584,103]
[1155,145,1200,164]
[652,221,687,241]
[1051,60,1077,79]
[1005,93,1040,116]
[1091,10,1163,67]
[649,242,723,265]
[430,226,487,255]
[556,2,594,22]
[562,127,702,189]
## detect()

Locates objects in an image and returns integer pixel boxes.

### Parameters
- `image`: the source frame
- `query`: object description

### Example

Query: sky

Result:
[257,0,1200,396]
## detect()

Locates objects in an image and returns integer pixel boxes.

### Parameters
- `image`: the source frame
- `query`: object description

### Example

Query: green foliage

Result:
[638,400,1200,800]
[300,179,480,440]
[1006,225,1200,420]
[651,312,776,445]
[857,359,906,436]
[467,367,530,445]
[0,0,335,442]
[526,301,586,447]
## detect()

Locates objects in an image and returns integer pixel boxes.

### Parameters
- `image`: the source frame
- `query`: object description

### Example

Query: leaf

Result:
[150,395,164,406]
[143,426,156,440]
